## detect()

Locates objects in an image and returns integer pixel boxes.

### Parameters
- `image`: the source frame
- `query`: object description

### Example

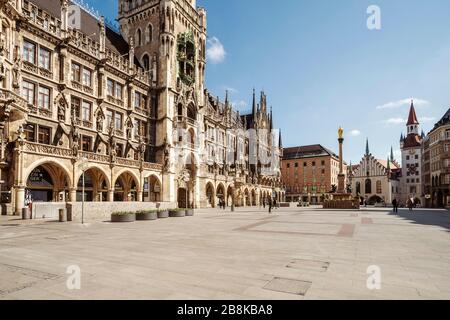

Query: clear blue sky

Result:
[84,0,450,164]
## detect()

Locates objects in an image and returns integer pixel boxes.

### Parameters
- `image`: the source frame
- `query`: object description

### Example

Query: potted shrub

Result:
[111,211,136,223]
[169,208,186,218]
[136,210,158,221]
[157,209,169,219]
[185,208,194,216]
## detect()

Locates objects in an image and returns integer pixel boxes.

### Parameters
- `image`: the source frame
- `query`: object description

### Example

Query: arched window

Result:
[187,104,196,120]
[136,28,142,46]
[365,179,372,194]
[177,104,183,117]
[376,180,382,194]
[142,54,150,71]
[147,24,153,43]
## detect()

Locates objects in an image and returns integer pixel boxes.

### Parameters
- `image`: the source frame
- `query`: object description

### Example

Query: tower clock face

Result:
[408,165,418,176]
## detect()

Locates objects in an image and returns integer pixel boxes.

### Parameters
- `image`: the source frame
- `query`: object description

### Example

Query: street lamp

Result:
[78,157,88,224]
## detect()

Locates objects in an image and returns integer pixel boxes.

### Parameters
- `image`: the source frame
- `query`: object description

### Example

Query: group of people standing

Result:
[392,197,417,213]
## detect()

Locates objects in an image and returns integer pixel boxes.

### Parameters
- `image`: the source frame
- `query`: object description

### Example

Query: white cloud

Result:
[232,100,248,110]
[349,129,361,137]
[222,86,238,94]
[206,37,226,64]
[384,118,406,125]
[419,116,436,123]
[376,98,430,110]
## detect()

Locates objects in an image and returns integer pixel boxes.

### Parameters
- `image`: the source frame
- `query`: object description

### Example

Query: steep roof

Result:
[29,0,129,55]
[283,144,338,160]
[429,108,450,135]
[406,101,419,125]
[377,159,399,170]
[403,134,422,148]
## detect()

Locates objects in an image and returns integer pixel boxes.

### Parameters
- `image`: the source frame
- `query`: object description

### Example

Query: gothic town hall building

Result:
[0,0,284,218]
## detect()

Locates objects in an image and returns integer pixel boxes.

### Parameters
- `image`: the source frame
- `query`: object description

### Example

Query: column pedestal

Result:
[14,187,25,216]
[108,190,114,202]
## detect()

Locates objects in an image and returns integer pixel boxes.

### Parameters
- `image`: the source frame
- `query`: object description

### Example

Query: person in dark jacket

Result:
[392,198,398,213]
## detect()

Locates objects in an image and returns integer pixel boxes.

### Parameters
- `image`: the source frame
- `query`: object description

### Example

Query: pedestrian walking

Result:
[392,198,398,213]
[268,198,272,214]
[408,197,414,212]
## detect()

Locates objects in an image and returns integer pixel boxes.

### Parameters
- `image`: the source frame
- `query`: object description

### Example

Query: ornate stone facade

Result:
[0,0,283,215]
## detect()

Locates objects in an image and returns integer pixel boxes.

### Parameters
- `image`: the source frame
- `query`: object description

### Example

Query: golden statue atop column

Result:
[323,127,360,209]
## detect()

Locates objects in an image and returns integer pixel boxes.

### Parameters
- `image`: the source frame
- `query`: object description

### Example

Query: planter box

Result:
[169,210,186,218]
[157,210,169,219]
[185,209,194,216]
[111,214,136,223]
[136,212,158,221]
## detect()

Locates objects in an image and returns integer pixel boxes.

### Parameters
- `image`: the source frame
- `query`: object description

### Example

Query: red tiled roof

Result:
[403,134,421,148]
[406,101,419,125]
[377,159,399,170]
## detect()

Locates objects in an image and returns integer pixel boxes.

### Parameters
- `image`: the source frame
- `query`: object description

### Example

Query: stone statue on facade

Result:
[57,98,66,122]
[163,137,171,172]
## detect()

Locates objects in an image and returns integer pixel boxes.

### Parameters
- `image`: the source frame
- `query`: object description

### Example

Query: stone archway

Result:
[114,171,139,202]
[244,189,250,207]
[26,163,70,202]
[367,195,382,205]
[177,187,188,208]
[216,183,225,207]
[205,182,215,208]
[251,189,256,206]
[76,167,109,202]
[226,185,234,207]
[145,175,162,202]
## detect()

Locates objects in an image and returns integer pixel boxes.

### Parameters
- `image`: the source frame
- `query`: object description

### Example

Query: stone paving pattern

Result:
[0,206,450,300]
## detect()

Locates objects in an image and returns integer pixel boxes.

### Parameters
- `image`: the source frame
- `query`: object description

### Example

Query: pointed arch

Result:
[136,28,142,46]
[146,23,153,43]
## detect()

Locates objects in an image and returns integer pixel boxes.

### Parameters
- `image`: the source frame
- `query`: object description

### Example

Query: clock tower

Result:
[400,100,423,205]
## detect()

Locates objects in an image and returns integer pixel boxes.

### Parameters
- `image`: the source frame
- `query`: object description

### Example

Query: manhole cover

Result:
[263,277,312,296]
[287,259,330,272]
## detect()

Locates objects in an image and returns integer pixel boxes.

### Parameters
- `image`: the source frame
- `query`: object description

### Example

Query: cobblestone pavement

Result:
[1,206,449,300]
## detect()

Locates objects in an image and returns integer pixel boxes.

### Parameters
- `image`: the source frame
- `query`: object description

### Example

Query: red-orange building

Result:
[281,145,346,204]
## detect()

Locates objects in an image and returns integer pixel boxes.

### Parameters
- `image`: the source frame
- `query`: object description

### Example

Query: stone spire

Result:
[365,138,370,156]
[269,106,273,131]
[407,100,419,125]
[252,88,257,118]
[387,156,391,175]
[99,16,106,56]
[278,129,282,148]
[390,146,394,162]
[128,36,134,71]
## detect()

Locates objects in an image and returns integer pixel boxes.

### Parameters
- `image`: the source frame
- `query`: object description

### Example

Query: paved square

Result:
[1,207,450,300]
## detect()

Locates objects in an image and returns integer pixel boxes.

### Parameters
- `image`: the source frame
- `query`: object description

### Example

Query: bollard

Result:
[22,207,31,220]
[59,208,67,222]
[66,206,72,222]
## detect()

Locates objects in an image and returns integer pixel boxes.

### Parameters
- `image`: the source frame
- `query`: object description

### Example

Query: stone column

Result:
[337,135,346,194]
[69,188,77,202]
[137,190,143,202]
[15,187,25,216]
[108,189,114,202]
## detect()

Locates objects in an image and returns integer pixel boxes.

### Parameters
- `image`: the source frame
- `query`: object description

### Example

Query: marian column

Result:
[337,127,345,194]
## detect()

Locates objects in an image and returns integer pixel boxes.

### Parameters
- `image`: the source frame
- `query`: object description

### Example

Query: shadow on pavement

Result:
[389,208,450,232]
